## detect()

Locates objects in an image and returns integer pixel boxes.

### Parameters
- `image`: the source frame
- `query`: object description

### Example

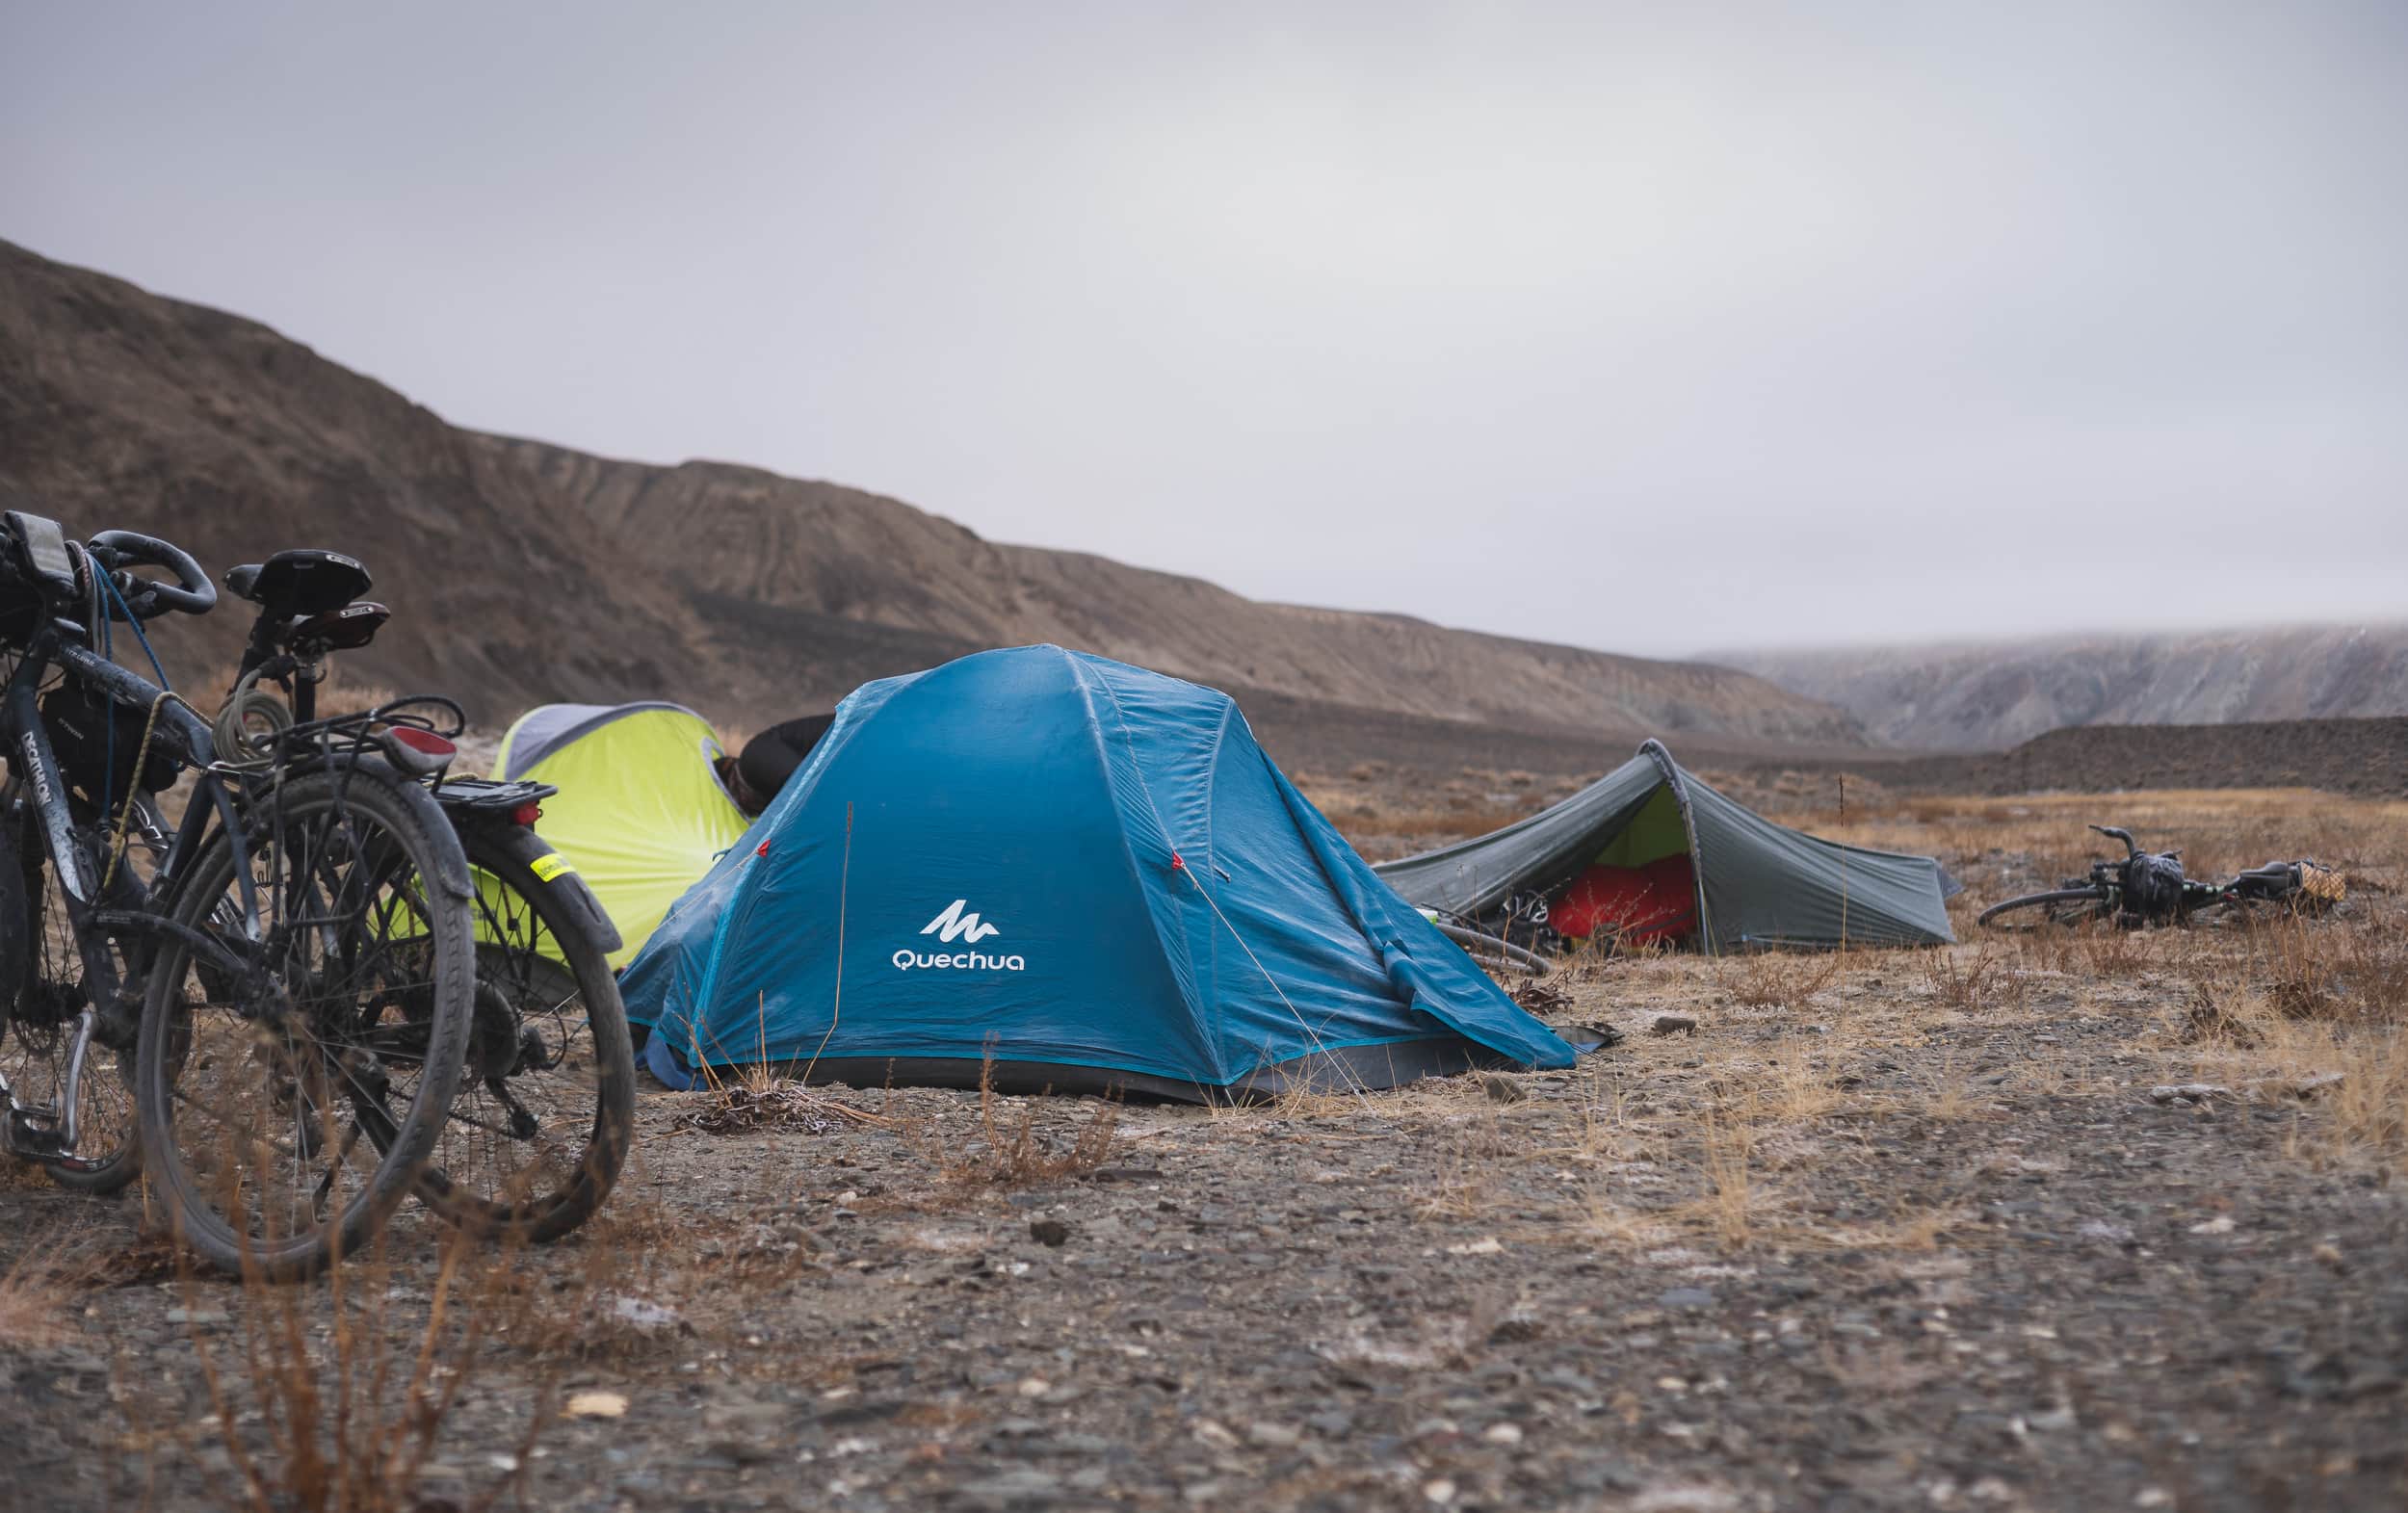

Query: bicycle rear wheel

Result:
[1977,888,2113,930]
[135,766,473,1280]
[411,824,634,1242]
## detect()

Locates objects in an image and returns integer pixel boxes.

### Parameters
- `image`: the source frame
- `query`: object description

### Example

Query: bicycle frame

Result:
[0,620,254,1161]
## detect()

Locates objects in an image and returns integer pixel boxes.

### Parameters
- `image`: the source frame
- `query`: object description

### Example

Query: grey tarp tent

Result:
[1374,740,1956,951]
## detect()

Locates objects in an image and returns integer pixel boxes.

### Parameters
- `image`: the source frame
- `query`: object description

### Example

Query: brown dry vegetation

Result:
[3,785,2404,1511]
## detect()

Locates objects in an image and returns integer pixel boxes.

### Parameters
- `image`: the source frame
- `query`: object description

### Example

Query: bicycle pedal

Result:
[6,1107,69,1159]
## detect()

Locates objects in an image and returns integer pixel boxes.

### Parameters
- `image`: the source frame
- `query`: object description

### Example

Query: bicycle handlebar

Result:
[85,531,218,618]
[2087,824,2140,859]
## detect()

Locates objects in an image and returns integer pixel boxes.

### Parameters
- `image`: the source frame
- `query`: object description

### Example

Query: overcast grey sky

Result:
[6,1,2403,656]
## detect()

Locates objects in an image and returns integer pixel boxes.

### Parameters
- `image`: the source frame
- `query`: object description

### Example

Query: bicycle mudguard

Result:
[469,821,622,956]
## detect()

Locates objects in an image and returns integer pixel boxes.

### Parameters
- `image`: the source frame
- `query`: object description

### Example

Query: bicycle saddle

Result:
[285,600,389,652]
[224,549,372,618]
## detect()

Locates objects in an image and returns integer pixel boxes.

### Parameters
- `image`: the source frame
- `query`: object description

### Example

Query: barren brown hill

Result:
[0,239,709,713]
[1729,628,2408,750]
[477,435,1865,743]
[1,238,1862,746]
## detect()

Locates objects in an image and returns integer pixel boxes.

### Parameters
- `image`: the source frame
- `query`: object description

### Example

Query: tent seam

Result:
[1070,655,1227,1084]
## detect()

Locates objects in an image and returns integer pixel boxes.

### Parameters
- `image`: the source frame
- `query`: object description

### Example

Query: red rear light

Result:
[511,801,543,826]
[377,724,457,778]
[387,727,455,756]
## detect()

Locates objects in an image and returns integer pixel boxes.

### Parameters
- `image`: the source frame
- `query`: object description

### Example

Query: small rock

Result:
[2291,1072,2343,1099]
[1652,1015,1698,1036]
[2188,1215,2237,1235]
[607,1294,683,1332]
[164,1308,228,1326]
[1658,1288,1715,1311]
[564,1391,629,1420]
[1192,1419,1240,1449]
[1424,1478,1458,1505]
[1446,1237,1505,1257]
[959,1468,1064,1504]
[1483,1422,1525,1446]
[1244,1421,1300,1448]
[2147,1083,2230,1105]
[1029,1218,1071,1247]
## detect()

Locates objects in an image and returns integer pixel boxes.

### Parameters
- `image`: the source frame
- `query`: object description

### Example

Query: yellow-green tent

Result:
[492,703,751,967]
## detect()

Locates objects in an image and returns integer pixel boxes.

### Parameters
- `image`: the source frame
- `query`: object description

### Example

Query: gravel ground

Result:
[3,799,2403,1513]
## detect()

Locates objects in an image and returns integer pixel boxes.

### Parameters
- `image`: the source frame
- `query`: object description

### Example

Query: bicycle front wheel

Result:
[136,766,474,1280]
[1977,888,2112,930]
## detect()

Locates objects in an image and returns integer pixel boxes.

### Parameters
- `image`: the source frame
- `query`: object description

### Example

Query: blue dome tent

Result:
[624,646,1575,1100]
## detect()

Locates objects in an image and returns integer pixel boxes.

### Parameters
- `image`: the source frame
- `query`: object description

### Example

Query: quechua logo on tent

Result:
[894,900,1025,973]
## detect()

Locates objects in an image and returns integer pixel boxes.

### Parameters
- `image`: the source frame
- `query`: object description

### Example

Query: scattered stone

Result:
[1192,1419,1240,1449]
[607,1294,684,1333]
[2148,1083,2230,1105]
[1652,1014,1698,1036]
[1446,1237,1505,1256]
[2188,1215,2238,1235]
[1627,1483,1739,1512]
[1479,1073,1528,1104]
[1244,1421,1300,1448]
[1658,1288,1715,1311]
[564,1391,629,1420]
[958,1467,1066,1505]
[1029,1217,1071,1247]
[1482,1422,1524,1446]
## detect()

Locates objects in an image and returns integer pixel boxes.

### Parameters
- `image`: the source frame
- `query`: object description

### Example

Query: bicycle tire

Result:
[1977,888,2112,930]
[412,826,634,1242]
[135,765,474,1280]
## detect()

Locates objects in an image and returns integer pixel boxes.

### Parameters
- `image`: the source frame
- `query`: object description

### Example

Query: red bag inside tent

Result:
[1552,852,1698,945]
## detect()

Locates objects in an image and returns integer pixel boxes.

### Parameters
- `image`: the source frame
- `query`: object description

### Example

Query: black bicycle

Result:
[0,511,481,1280]
[1977,824,2343,930]
[221,549,637,1242]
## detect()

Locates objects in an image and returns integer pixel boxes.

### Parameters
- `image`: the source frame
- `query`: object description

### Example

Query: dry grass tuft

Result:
[156,1234,555,1513]
[1722,949,1845,1011]
[0,1238,95,1349]
[911,1061,1121,1189]
[1688,1099,1761,1247]
[673,1078,892,1136]
[1919,948,2030,1014]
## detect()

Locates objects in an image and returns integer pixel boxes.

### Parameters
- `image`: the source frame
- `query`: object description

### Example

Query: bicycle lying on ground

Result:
[0,513,477,1279]
[1976,824,2344,931]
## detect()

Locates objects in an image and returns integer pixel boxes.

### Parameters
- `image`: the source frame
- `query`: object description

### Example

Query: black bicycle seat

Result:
[224,549,373,618]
